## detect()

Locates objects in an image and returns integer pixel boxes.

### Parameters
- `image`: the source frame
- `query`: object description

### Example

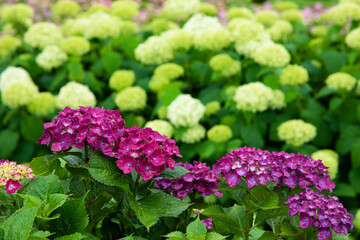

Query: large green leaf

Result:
[160,166,190,179]
[239,126,264,148]
[42,194,68,217]
[24,173,64,201]
[186,217,207,240]
[0,129,19,157]
[1,207,38,240]
[102,52,122,74]
[29,153,70,177]
[54,233,85,240]
[202,205,243,234]
[20,115,44,143]
[318,50,348,74]
[164,231,187,240]
[205,232,227,240]
[336,123,360,155]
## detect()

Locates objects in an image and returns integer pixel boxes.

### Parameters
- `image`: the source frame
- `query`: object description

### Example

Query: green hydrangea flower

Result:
[205,101,221,116]
[27,92,56,116]
[199,3,217,16]
[346,27,360,51]
[154,63,184,80]
[84,12,121,39]
[24,22,63,49]
[109,70,135,91]
[149,75,170,93]
[56,82,96,109]
[157,106,168,120]
[321,3,360,26]
[280,65,309,85]
[252,43,290,67]
[161,0,201,20]
[353,209,360,231]
[255,10,279,27]
[226,7,254,20]
[228,18,265,43]
[0,35,21,58]
[62,18,90,36]
[146,18,178,35]
[269,90,286,110]
[0,66,33,91]
[120,20,139,35]
[280,9,304,23]
[115,86,147,111]
[51,1,81,18]
[145,120,174,138]
[161,29,194,51]
[181,124,206,144]
[207,125,233,143]
[0,3,34,26]
[267,20,293,41]
[311,149,339,180]
[2,81,39,109]
[272,1,299,11]
[209,54,241,77]
[60,36,90,56]
[135,36,174,65]
[278,119,317,146]
[325,72,356,92]
[111,1,139,20]
[36,46,68,71]
[193,28,231,51]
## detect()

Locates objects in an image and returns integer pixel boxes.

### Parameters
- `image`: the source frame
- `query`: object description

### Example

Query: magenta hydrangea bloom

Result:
[154,161,223,198]
[115,126,182,181]
[6,179,23,194]
[37,106,125,155]
[284,188,353,240]
[212,146,335,192]
[202,218,213,230]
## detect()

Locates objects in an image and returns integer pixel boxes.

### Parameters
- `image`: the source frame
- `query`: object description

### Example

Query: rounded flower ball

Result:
[272,1,299,11]
[36,46,68,71]
[193,28,231,51]
[154,63,184,80]
[267,20,293,41]
[207,125,233,143]
[280,65,309,85]
[115,86,147,112]
[0,3,34,26]
[51,1,81,18]
[255,10,280,27]
[60,36,90,56]
[2,81,39,109]
[149,75,170,93]
[109,70,135,91]
[321,3,360,26]
[146,18,178,35]
[269,90,286,110]
[84,12,121,39]
[345,27,360,51]
[311,149,339,180]
[56,82,96,109]
[145,120,174,138]
[280,9,304,23]
[111,1,139,20]
[62,18,90,36]
[181,124,206,144]
[233,82,274,112]
[0,160,35,194]
[0,66,33,91]
[325,72,356,92]
[135,36,174,65]
[161,0,201,20]
[24,22,63,49]
[27,92,56,117]
[228,18,265,43]
[0,35,21,58]
[226,7,254,20]
[354,209,360,231]
[167,94,205,127]
[278,119,317,146]
[252,43,291,67]
[199,3,217,16]
[205,101,221,116]
[209,54,241,77]
[161,29,194,51]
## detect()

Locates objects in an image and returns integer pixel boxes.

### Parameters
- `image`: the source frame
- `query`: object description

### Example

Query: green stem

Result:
[133,174,141,200]
[84,143,89,162]
[244,189,251,240]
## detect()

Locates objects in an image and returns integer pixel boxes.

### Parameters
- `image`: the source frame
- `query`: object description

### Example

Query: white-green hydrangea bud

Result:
[199,3,217,16]
[145,120,174,138]
[0,35,21,58]
[228,18,265,43]
[205,101,221,116]
[278,119,317,146]
[0,66,33,91]
[133,115,145,128]
[154,63,184,80]
[120,20,139,35]
[115,86,147,112]
[233,82,274,112]
[27,92,56,116]
[252,43,291,67]
[209,54,241,77]
[181,124,206,144]
[269,90,286,110]
[321,3,360,26]
[280,65,309,85]
[311,149,339,180]
[109,70,135,91]
[267,20,293,41]
[62,18,90,36]
[311,26,329,37]
[161,29,194,51]
[325,72,356,92]
[272,1,299,11]
[281,9,304,23]
[225,85,237,99]
[193,28,231,51]
[51,1,81,18]
[60,36,90,56]
[255,10,280,27]
[345,27,360,51]
[157,106,168,119]
[24,22,63,49]
[111,1,139,20]
[353,209,360,231]
[167,94,205,127]
[183,14,223,33]
[149,75,170,93]
[235,32,272,58]
[207,125,233,143]
[0,4,34,25]
[135,36,174,65]
[161,0,201,20]
[56,81,96,109]
[2,81,39,109]
[84,12,121,39]
[36,45,68,71]
[146,18,178,35]
[226,7,254,20]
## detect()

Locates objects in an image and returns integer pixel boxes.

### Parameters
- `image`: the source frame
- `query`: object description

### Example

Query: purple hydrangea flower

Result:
[202,218,213,229]
[284,189,353,240]
[212,146,335,192]
[115,126,182,181]
[154,161,223,198]
[38,106,125,156]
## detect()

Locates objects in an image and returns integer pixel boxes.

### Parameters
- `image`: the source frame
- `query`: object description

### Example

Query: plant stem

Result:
[84,143,89,162]
[133,174,141,200]
[244,189,250,240]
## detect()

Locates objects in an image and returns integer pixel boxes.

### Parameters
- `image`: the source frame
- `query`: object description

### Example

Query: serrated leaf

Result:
[17,194,43,210]
[259,231,275,240]
[54,233,85,240]
[42,194,68,217]
[29,153,70,177]
[202,205,243,234]
[85,152,130,191]
[160,166,190,179]
[164,231,187,240]
[205,232,226,240]
[186,218,207,240]
[50,198,89,236]
[23,173,64,201]
[2,207,38,240]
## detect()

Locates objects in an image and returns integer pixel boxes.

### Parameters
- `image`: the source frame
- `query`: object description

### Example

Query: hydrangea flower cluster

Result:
[280,65,309,85]
[0,66,33,91]
[181,124,206,144]
[209,54,241,77]
[255,10,280,27]
[321,2,360,25]
[154,161,223,198]
[38,106,125,155]
[278,119,317,146]
[109,70,136,91]
[27,92,56,117]
[115,126,182,181]
[0,159,35,194]
[154,63,184,81]
[36,45,68,71]
[226,7,254,20]
[146,18,177,35]
[135,36,174,65]
[0,35,21,58]
[281,9,304,23]
[161,29,194,51]
[24,22,63,49]
[325,72,356,92]
[60,36,90,56]
[110,1,139,20]
[51,1,81,18]
[0,3,34,26]
[252,43,291,67]
[284,188,353,240]
[207,125,233,143]
[56,82,96,110]
[311,150,339,180]
[346,27,360,51]
[161,0,201,20]
[145,120,174,138]
[267,20,293,41]
[115,86,147,112]
[84,12,121,39]
[227,18,265,44]
[213,146,335,192]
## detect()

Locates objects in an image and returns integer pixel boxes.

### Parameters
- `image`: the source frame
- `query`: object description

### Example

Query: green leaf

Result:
[50,198,89,236]
[351,139,360,169]
[150,189,190,217]
[160,81,182,106]
[54,233,85,240]
[226,139,243,152]
[259,231,275,240]
[28,230,52,240]
[336,124,359,155]
[249,227,266,239]
[319,50,348,74]
[24,173,64,201]
[160,166,190,179]
[67,61,84,81]
[205,232,226,240]
[349,169,360,193]
[102,52,122,74]
[0,129,19,157]
[17,194,42,210]
[42,194,68,217]
[1,207,38,240]
[240,126,264,148]
[20,116,44,143]
[315,86,336,99]
[284,88,299,103]
[332,183,356,197]
[85,152,130,191]
[202,205,242,234]
[198,141,217,159]
[186,217,207,240]
[164,231,187,240]
[199,84,223,104]
[329,97,343,111]
[29,154,64,177]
